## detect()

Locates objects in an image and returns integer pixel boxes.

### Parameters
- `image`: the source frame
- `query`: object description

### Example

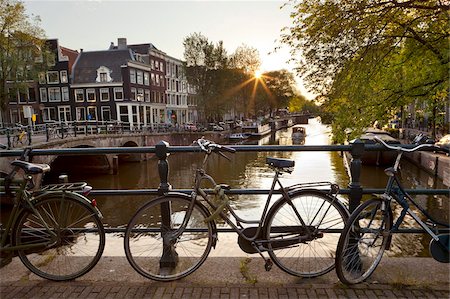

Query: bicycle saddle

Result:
[266,157,295,169]
[11,160,50,174]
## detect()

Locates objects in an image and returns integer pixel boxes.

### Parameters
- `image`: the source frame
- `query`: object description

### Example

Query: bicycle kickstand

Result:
[251,241,273,271]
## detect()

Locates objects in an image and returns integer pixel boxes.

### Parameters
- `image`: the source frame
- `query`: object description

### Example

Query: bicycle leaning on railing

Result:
[335,136,450,285]
[0,146,106,281]
[123,138,349,281]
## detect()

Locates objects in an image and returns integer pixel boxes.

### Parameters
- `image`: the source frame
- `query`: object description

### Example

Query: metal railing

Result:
[0,121,205,149]
[1,140,448,234]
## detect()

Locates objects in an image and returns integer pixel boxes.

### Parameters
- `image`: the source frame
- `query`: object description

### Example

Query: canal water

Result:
[68,118,448,257]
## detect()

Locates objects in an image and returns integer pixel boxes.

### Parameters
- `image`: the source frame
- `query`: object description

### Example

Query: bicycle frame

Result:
[381,151,449,244]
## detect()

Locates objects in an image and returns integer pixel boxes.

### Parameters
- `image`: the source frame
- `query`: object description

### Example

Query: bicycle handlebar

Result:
[373,135,448,154]
[195,138,236,154]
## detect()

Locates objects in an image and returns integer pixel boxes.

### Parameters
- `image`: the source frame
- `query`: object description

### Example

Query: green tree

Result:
[183,32,230,121]
[282,0,449,141]
[0,0,48,112]
[258,70,296,115]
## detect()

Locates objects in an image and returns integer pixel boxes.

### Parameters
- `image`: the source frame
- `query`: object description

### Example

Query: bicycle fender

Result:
[32,191,103,218]
[162,192,219,248]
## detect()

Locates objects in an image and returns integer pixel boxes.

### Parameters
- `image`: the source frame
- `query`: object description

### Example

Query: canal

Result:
[66,118,449,257]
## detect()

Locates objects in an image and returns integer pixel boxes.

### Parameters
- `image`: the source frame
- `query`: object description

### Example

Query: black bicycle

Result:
[0,146,106,281]
[124,138,349,281]
[335,136,450,284]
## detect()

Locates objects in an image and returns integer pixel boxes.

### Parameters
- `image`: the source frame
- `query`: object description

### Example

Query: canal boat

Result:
[346,129,401,166]
[292,125,306,141]
[229,133,250,140]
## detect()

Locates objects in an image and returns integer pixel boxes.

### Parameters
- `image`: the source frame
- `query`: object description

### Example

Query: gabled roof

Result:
[72,49,134,84]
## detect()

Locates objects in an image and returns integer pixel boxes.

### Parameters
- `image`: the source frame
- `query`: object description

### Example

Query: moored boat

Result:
[292,125,306,140]
[229,133,250,140]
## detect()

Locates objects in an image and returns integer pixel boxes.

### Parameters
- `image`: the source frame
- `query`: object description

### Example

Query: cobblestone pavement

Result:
[1,281,449,299]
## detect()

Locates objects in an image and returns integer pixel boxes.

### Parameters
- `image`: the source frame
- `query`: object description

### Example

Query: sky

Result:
[23,0,313,98]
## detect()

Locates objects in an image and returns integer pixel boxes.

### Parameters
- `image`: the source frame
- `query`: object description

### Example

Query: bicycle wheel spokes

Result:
[267,191,347,277]
[336,199,390,285]
[14,196,105,281]
[124,196,213,281]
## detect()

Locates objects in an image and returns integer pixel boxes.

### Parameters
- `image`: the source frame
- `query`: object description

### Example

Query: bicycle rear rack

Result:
[39,182,88,192]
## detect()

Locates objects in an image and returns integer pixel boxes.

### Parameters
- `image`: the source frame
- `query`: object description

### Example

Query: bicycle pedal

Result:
[264,259,273,271]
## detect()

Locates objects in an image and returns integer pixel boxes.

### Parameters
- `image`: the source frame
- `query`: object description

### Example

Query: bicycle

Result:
[0,146,106,281]
[335,136,450,285]
[11,124,29,147]
[124,138,349,281]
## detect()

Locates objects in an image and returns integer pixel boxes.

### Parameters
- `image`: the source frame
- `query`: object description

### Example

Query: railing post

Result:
[6,128,11,149]
[155,140,178,269]
[156,140,172,195]
[45,124,49,142]
[348,139,364,213]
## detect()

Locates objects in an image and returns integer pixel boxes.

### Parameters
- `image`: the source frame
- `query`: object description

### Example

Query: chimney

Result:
[117,38,127,50]
[109,42,114,50]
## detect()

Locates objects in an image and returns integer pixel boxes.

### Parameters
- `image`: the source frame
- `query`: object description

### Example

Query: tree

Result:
[258,70,296,115]
[0,0,48,112]
[229,44,261,75]
[281,0,449,141]
[183,33,230,121]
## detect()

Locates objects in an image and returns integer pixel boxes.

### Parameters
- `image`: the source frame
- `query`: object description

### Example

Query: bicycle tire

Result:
[13,194,105,281]
[335,198,391,285]
[265,190,348,277]
[124,195,214,281]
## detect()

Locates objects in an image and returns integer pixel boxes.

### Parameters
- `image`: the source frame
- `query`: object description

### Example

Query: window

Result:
[47,71,59,84]
[151,73,155,85]
[130,69,136,84]
[151,60,154,70]
[40,88,47,102]
[18,90,28,103]
[28,88,36,103]
[131,88,136,101]
[76,107,86,121]
[144,72,150,85]
[58,106,71,122]
[144,89,150,102]
[60,71,68,83]
[160,63,164,73]
[155,60,159,70]
[136,71,143,85]
[48,87,61,102]
[119,105,129,122]
[166,62,170,75]
[75,89,84,102]
[166,78,170,90]
[96,66,112,83]
[132,106,138,123]
[101,106,111,121]
[156,75,160,86]
[61,87,69,102]
[114,87,123,101]
[43,107,56,121]
[38,73,46,84]
[87,106,97,120]
[100,88,109,101]
[86,89,96,102]
[137,88,144,101]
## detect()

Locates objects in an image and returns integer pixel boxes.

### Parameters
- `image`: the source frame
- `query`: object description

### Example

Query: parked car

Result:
[184,123,197,131]
[436,134,450,155]
[208,123,224,131]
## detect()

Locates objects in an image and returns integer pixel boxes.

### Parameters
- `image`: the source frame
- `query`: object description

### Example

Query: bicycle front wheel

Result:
[124,195,214,281]
[335,198,391,285]
[13,195,105,281]
[266,190,348,277]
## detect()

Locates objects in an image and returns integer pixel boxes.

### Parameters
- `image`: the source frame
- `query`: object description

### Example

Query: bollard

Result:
[155,140,178,269]
[348,139,364,213]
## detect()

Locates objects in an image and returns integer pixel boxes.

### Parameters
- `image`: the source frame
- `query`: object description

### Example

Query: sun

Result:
[254,70,263,79]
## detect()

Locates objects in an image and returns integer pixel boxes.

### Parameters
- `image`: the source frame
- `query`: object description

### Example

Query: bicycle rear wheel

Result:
[266,190,348,277]
[335,198,391,285]
[124,195,214,281]
[13,194,105,281]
